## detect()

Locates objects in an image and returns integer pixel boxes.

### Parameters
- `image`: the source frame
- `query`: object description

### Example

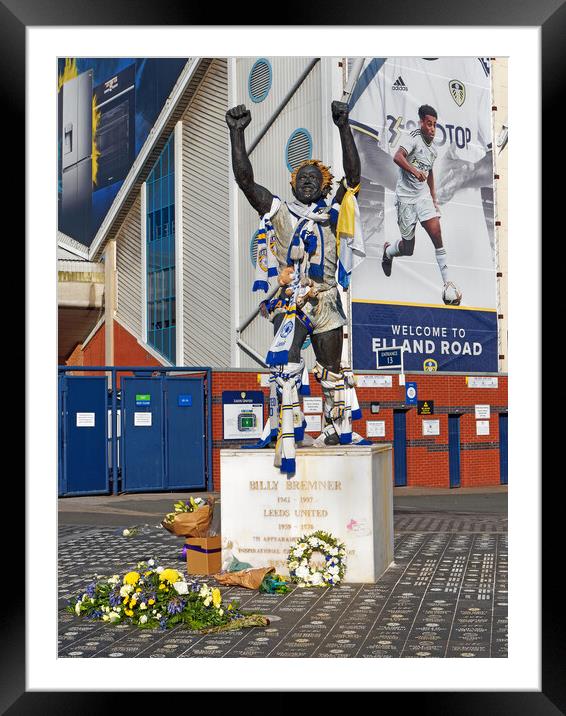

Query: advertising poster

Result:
[57,57,188,246]
[348,57,498,372]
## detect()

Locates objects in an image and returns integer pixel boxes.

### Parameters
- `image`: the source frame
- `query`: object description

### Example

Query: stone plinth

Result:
[220,444,394,583]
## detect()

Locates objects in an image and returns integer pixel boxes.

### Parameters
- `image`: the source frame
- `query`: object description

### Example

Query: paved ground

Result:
[58,489,507,658]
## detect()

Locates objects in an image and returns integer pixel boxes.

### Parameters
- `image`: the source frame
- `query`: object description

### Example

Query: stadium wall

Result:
[74,321,507,491]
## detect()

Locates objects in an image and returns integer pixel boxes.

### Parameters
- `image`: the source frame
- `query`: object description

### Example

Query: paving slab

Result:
[58,506,507,658]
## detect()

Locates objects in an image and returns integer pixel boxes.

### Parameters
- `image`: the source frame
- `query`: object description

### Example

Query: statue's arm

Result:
[332,100,361,193]
[226,105,274,216]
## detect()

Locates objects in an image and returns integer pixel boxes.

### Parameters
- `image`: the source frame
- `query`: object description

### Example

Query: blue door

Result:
[59,375,109,496]
[165,377,206,490]
[499,413,508,485]
[393,410,408,487]
[121,377,164,492]
[448,414,461,488]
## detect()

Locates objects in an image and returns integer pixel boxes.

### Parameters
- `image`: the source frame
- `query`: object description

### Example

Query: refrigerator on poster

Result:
[348,57,499,372]
[57,57,188,247]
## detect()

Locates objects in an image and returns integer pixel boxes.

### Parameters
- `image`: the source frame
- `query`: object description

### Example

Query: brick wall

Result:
[211,371,508,492]
[78,321,507,492]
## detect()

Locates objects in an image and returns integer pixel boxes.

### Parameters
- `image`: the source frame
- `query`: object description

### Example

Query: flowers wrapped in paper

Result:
[161,496,215,537]
[213,566,290,593]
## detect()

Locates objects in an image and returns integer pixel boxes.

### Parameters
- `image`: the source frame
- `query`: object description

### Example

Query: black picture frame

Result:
[13,0,557,709]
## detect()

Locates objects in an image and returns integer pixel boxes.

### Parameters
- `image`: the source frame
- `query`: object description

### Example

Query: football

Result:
[442,282,462,306]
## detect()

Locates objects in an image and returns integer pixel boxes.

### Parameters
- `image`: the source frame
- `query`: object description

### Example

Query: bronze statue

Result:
[226,101,368,470]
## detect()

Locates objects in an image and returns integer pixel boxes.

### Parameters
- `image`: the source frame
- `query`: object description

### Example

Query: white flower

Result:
[148,559,155,567]
[293,548,304,558]
[173,581,189,595]
[108,575,120,586]
[308,537,319,547]
[329,565,340,575]
[310,572,323,586]
[156,613,162,619]
[75,601,81,615]
[203,597,212,607]
[156,566,164,573]
[218,609,224,616]
[122,529,130,537]
[139,615,148,624]
[81,593,88,602]
[288,560,299,570]
[109,611,120,622]
[102,615,110,622]
[139,603,147,610]
[152,610,157,615]
[119,584,133,597]
[295,565,310,580]
[329,547,338,556]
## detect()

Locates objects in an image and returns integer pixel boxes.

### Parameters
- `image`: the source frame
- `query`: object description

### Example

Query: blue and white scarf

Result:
[287,198,330,280]
[253,197,281,294]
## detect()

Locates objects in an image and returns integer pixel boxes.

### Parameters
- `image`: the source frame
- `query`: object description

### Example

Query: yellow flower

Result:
[159,569,181,584]
[136,588,142,593]
[125,609,134,617]
[159,584,167,591]
[144,571,152,577]
[212,588,222,608]
[129,598,137,607]
[123,571,140,586]
[122,597,129,604]
[148,598,155,605]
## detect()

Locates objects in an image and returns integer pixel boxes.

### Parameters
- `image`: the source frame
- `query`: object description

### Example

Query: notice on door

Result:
[305,414,322,433]
[76,413,95,427]
[134,412,152,427]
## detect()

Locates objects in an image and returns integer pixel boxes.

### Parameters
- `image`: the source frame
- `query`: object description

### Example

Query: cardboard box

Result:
[185,536,222,575]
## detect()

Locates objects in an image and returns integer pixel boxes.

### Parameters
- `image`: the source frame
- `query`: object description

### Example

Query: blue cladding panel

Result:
[63,376,108,494]
[393,410,407,487]
[122,378,164,491]
[448,415,461,488]
[166,378,206,490]
[499,413,508,485]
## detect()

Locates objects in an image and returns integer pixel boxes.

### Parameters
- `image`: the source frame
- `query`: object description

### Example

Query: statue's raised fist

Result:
[331,100,349,128]
[225,105,252,130]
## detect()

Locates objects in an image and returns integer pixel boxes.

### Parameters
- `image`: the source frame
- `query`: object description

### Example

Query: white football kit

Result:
[395,128,439,239]
[348,57,496,309]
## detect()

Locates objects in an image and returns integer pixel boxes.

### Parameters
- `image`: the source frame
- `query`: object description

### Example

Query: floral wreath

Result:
[287,530,347,587]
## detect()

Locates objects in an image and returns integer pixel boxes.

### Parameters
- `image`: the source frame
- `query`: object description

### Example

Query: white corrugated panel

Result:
[181,59,231,367]
[115,193,142,336]
[235,58,325,369]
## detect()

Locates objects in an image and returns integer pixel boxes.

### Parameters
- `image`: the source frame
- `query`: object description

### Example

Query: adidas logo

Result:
[392,76,408,91]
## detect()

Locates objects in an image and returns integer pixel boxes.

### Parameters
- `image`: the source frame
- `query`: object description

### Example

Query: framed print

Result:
[14,0,554,709]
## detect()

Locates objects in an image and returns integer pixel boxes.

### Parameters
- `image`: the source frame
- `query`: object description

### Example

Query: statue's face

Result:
[293,164,324,204]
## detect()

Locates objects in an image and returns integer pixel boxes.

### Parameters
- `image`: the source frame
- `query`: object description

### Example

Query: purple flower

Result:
[159,618,168,630]
[86,583,96,597]
[166,597,185,615]
[109,590,122,607]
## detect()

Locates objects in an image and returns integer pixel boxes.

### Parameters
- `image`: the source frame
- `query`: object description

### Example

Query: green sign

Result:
[136,394,151,406]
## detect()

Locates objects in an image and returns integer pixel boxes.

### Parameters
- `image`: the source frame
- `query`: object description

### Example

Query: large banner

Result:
[348,57,498,372]
[57,58,188,247]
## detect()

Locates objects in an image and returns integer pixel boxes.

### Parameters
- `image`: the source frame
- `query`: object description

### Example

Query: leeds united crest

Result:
[449,79,466,106]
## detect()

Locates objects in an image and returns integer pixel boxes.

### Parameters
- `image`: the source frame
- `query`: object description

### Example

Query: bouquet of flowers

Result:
[213,566,290,593]
[162,497,214,537]
[259,572,290,594]
[67,559,269,632]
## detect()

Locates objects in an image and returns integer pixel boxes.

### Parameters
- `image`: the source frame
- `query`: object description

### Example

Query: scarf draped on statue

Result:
[312,362,369,445]
[243,181,367,474]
